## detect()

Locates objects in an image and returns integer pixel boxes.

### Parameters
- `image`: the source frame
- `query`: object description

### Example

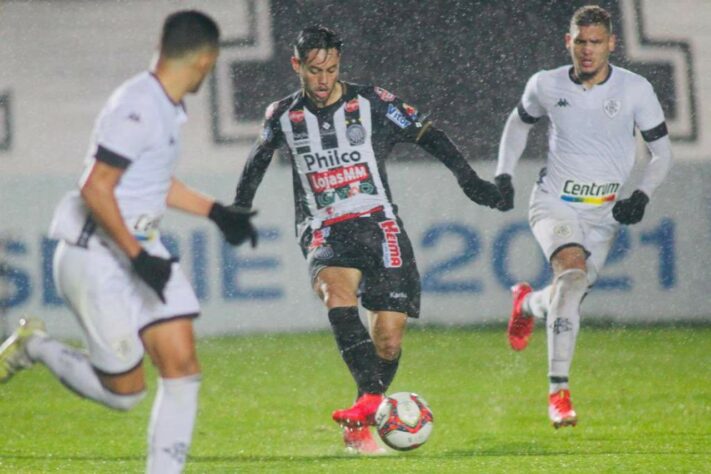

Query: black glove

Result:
[131,249,176,303]
[612,190,649,225]
[494,174,514,211]
[459,172,504,209]
[209,202,258,247]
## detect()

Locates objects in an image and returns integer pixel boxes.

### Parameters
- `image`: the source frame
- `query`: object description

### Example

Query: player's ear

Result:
[290,56,301,74]
[608,33,616,52]
[564,32,572,51]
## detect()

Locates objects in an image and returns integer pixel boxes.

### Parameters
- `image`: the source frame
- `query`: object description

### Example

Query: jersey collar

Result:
[149,72,187,112]
[568,64,614,88]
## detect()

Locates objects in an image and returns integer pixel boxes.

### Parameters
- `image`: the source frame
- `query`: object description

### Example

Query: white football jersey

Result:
[520,65,666,207]
[50,72,187,244]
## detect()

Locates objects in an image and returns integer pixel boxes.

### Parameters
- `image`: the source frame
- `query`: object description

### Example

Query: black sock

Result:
[378,351,400,393]
[328,307,382,394]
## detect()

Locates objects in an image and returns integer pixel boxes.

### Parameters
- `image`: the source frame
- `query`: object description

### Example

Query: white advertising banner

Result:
[1,161,709,339]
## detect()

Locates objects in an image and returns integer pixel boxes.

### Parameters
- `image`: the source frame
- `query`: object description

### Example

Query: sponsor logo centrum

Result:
[560,179,619,205]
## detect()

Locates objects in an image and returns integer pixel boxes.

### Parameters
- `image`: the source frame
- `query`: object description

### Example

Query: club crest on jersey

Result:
[346,123,366,146]
[386,104,411,129]
[374,86,395,102]
[289,109,305,123]
[603,99,621,118]
[345,98,360,113]
[380,220,402,268]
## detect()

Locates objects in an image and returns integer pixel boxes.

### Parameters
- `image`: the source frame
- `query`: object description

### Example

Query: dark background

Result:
[225,0,683,162]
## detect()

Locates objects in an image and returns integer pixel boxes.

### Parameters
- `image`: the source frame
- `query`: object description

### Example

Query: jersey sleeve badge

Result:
[374,86,395,102]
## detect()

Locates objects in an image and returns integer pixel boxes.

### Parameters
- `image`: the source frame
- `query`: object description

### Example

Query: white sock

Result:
[147,374,201,474]
[546,269,587,391]
[524,285,552,319]
[25,336,145,410]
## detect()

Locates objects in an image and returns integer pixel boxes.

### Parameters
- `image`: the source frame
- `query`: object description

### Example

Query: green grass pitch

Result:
[1,325,709,473]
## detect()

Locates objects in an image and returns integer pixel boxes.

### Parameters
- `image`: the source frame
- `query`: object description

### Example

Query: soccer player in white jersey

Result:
[0,11,256,473]
[494,5,672,428]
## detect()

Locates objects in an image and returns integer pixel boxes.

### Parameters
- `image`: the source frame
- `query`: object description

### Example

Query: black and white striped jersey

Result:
[235,82,431,237]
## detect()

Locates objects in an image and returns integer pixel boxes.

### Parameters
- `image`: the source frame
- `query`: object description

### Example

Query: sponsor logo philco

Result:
[289,109,305,123]
[345,98,359,113]
[307,163,369,193]
[303,149,362,171]
[374,86,395,102]
[386,104,411,129]
[379,220,402,268]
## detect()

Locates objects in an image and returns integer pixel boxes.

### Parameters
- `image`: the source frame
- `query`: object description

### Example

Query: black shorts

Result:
[300,213,421,318]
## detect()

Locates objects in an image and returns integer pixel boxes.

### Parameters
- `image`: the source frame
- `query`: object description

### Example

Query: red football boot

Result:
[332,393,385,427]
[507,282,534,351]
[342,426,386,455]
[548,389,578,428]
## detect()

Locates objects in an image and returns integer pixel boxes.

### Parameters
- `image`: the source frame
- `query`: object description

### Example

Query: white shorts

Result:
[528,186,620,284]
[52,238,200,374]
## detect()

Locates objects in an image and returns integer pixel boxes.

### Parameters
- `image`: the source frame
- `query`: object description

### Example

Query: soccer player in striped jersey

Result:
[0,11,255,473]
[230,25,502,453]
[495,5,673,428]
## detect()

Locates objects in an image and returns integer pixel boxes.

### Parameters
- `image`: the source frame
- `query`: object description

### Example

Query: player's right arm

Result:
[79,159,141,259]
[233,102,284,208]
[80,101,174,302]
[495,72,544,211]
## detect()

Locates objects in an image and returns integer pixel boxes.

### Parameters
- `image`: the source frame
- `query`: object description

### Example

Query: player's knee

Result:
[320,283,357,308]
[373,334,403,360]
[554,268,588,298]
[104,389,147,412]
[161,357,201,379]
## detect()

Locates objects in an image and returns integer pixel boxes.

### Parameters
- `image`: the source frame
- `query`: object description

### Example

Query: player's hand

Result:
[131,249,176,303]
[459,172,504,209]
[209,202,258,247]
[612,190,649,225]
[494,174,514,211]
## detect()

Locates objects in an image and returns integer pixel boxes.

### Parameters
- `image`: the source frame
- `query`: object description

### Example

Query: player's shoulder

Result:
[105,72,160,117]
[263,90,301,121]
[610,65,654,88]
[530,65,571,85]
[349,82,398,103]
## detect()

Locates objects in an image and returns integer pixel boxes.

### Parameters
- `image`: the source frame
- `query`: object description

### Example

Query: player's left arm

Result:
[379,92,502,209]
[613,81,673,225]
[167,178,257,247]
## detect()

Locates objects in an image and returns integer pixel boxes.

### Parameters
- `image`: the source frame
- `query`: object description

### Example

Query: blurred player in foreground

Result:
[0,10,256,473]
[231,25,502,453]
[495,5,672,428]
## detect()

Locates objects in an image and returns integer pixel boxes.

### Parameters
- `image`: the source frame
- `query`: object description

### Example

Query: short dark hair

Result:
[160,10,220,59]
[293,25,343,60]
[570,5,613,33]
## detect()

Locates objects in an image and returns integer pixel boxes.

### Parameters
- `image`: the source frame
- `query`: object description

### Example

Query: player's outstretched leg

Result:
[0,317,47,383]
[328,306,385,427]
[507,282,534,350]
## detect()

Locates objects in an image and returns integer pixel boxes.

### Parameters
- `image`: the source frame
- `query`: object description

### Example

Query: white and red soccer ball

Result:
[374,392,434,451]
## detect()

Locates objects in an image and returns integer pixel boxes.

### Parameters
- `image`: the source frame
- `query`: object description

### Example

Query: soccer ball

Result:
[374,392,433,451]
